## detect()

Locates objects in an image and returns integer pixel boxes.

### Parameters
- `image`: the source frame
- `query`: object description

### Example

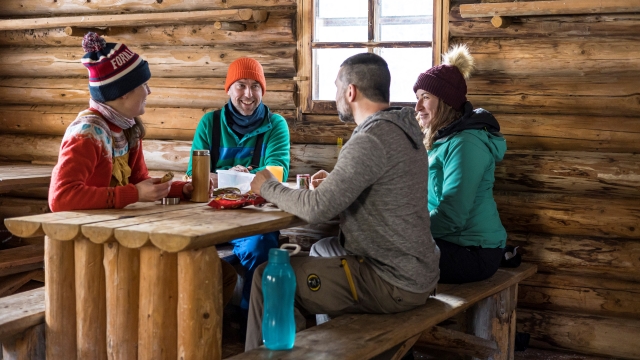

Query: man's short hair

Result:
[339,53,391,103]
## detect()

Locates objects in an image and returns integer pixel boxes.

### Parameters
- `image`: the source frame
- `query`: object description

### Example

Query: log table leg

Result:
[469,284,518,360]
[104,242,140,360]
[44,236,77,360]
[138,246,178,360]
[75,237,107,360]
[177,246,223,360]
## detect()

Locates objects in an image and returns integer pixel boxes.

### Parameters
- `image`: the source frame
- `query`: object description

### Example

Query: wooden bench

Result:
[230,263,537,360]
[0,287,45,359]
[0,163,53,194]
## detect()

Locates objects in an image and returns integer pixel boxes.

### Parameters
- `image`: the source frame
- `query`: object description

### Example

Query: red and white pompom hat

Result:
[81,32,151,102]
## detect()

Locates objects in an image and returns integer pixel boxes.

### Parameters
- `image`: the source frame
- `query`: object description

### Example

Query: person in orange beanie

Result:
[185,57,291,324]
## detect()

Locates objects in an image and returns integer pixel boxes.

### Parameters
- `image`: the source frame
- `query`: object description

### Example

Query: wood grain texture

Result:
[0,288,44,341]
[0,244,44,278]
[0,163,53,192]
[517,308,640,359]
[74,237,107,360]
[0,77,296,109]
[104,243,139,360]
[0,270,44,297]
[230,264,537,359]
[0,46,296,78]
[138,247,178,360]
[495,191,640,238]
[0,15,294,47]
[177,247,223,360]
[460,0,640,18]
[44,236,76,360]
[458,37,640,76]
[0,9,257,31]
[519,274,640,318]
[0,0,295,17]
[0,105,295,141]
[1,323,45,360]
[415,326,498,358]
[496,151,640,198]
[450,6,640,38]
[508,232,640,283]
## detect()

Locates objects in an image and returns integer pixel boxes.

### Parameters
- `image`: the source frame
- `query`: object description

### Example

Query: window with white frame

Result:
[299,0,436,112]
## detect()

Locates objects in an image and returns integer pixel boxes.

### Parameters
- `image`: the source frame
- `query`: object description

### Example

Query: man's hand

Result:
[311,169,330,190]
[250,169,276,196]
[230,165,253,173]
[136,178,171,202]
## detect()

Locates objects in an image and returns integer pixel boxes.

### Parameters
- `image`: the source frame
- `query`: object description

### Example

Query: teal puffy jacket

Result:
[427,103,507,248]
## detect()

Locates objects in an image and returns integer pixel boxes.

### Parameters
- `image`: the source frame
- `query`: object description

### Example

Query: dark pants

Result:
[435,238,504,284]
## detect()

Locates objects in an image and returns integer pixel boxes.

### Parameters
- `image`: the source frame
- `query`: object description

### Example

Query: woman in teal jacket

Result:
[413,44,507,283]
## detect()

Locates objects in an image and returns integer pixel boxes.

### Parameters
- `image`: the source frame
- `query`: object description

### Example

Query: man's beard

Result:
[336,93,355,123]
[338,111,355,123]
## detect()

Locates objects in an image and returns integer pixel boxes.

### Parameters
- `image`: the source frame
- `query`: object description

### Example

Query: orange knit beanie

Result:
[224,57,267,95]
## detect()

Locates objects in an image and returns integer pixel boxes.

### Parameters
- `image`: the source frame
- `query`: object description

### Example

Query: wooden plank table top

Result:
[5,201,306,252]
[0,163,54,192]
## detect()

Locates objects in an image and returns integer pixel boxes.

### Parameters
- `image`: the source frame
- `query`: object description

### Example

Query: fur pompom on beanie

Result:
[413,44,475,111]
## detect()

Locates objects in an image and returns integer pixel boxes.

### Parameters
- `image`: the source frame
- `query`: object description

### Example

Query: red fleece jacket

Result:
[49,117,185,212]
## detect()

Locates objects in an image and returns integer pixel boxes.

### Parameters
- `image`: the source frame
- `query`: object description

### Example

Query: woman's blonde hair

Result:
[419,99,463,150]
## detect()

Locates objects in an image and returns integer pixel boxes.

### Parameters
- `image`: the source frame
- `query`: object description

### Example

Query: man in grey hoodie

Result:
[245,53,440,351]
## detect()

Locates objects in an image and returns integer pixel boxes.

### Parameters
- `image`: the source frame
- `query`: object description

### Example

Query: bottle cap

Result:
[193,150,210,156]
[161,197,180,205]
[268,248,290,264]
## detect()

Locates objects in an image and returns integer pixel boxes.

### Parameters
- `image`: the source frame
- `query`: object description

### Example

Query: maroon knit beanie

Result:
[413,64,467,111]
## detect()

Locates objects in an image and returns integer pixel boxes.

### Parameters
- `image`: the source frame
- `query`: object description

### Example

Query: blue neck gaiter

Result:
[225,101,267,135]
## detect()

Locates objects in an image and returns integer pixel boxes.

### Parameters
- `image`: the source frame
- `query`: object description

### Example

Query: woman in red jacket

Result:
[49,32,237,304]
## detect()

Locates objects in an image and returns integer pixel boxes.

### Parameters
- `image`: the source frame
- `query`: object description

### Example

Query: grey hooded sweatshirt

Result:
[260,107,440,293]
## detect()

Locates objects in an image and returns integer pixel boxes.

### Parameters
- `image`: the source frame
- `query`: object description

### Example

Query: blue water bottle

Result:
[262,244,299,350]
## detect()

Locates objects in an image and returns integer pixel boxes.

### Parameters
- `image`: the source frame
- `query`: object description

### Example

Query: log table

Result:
[0,163,53,193]
[4,201,305,360]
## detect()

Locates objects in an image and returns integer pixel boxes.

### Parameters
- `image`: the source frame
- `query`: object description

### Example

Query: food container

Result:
[216,169,255,193]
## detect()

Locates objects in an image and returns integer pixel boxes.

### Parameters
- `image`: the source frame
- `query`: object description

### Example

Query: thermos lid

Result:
[268,248,291,264]
[193,150,210,156]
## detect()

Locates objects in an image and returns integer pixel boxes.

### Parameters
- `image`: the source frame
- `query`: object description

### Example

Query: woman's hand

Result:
[183,177,216,199]
[311,170,330,190]
[209,173,219,189]
[136,178,171,202]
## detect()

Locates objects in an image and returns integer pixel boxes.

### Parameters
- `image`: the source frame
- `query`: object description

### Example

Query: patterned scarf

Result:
[89,98,136,129]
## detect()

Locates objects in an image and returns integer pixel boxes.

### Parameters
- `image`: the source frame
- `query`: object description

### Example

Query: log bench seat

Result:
[0,163,53,194]
[230,263,537,360]
[0,287,45,359]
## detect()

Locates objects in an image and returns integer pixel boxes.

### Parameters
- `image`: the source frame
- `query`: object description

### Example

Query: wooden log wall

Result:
[2,1,640,359]
[0,0,298,226]
[449,1,640,358]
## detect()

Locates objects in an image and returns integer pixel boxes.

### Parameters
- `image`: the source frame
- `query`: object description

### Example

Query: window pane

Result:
[379,0,432,41]
[381,24,432,42]
[381,0,432,16]
[379,48,432,102]
[313,48,368,100]
[315,0,368,42]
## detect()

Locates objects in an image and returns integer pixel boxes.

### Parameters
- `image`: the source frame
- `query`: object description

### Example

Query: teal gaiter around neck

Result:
[225,102,267,135]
